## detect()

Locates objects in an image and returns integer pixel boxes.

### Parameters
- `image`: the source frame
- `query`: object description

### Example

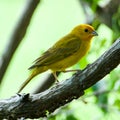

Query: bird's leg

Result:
[53,72,59,83]
[62,69,81,73]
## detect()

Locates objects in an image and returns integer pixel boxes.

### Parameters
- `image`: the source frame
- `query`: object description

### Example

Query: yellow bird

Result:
[18,24,98,93]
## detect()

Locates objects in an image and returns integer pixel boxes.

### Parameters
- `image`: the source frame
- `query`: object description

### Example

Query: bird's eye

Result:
[84,29,88,32]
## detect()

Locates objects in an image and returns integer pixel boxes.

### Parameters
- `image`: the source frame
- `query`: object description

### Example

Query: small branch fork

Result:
[0,39,120,119]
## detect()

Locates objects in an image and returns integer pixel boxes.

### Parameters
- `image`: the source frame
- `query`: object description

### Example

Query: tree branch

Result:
[0,0,40,83]
[96,0,120,28]
[80,0,120,28]
[0,38,120,119]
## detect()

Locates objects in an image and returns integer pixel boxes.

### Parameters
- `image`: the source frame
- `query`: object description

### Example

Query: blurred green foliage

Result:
[0,0,120,120]
[112,6,120,39]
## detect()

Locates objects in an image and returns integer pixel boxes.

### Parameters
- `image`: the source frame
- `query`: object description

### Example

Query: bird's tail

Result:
[17,74,35,93]
[17,67,47,93]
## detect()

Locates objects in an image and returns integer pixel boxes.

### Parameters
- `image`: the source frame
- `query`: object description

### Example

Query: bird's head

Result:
[72,24,98,41]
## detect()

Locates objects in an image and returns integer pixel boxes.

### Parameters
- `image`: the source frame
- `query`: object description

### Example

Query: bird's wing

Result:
[29,35,81,69]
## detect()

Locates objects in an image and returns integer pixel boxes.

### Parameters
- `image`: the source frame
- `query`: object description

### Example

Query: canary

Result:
[18,24,98,93]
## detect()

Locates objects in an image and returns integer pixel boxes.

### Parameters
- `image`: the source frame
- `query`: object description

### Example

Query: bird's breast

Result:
[48,40,91,71]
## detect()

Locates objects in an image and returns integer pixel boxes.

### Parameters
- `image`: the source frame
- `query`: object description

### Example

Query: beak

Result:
[92,31,98,36]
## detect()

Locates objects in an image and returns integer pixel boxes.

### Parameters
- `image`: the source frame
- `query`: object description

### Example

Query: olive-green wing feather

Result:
[29,35,81,69]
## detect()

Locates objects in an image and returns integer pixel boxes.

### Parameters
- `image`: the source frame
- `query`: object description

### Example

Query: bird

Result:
[17,24,98,93]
